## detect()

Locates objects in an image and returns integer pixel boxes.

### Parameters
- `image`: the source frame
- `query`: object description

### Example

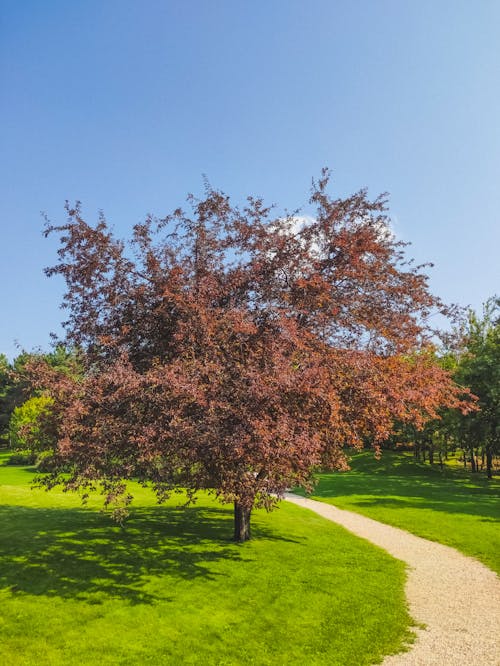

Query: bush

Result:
[7,451,37,466]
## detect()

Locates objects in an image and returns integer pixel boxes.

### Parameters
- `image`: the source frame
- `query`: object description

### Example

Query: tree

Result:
[9,394,54,453]
[29,171,471,540]
[384,352,466,467]
[0,353,11,442]
[455,298,499,478]
[0,347,79,447]
[0,352,33,443]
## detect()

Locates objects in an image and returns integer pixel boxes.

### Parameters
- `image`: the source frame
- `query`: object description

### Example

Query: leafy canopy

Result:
[29,171,471,539]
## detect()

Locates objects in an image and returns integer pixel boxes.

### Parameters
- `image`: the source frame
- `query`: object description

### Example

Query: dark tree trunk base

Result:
[486,450,493,479]
[470,446,477,472]
[234,502,251,542]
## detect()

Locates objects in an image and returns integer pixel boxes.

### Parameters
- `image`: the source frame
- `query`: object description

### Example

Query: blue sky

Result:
[1,0,499,359]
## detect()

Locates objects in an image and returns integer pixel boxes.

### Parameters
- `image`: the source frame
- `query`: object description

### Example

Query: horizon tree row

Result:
[385,297,499,478]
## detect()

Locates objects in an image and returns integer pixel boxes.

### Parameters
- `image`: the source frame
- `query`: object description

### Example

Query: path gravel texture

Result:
[284,493,500,666]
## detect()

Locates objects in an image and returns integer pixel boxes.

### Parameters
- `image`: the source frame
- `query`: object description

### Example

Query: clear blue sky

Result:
[1,0,499,360]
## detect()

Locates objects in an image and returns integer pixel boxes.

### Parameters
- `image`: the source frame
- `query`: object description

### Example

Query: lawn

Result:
[0,453,414,665]
[305,451,500,575]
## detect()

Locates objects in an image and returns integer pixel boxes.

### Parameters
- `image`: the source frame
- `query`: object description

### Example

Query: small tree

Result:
[9,394,54,453]
[30,172,471,540]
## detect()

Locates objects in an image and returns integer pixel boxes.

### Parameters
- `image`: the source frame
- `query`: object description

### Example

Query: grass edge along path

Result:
[0,454,414,666]
[285,493,500,666]
[306,451,500,575]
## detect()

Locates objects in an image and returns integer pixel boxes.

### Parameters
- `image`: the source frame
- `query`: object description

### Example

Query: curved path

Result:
[285,493,500,666]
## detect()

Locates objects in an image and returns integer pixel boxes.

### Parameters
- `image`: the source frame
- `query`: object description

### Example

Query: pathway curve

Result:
[284,493,500,666]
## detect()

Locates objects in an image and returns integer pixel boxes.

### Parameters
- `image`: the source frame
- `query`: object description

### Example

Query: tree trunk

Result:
[428,444,434,465]
[233,502,252,542]
[470,445,477,472]
[486,448,493,480]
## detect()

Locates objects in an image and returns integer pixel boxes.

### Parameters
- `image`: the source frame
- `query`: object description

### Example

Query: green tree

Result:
[0,347,80,448]
[456,298,499,478]
[0,354,28,443]
[0,354,11,443]
[9,394,54,453]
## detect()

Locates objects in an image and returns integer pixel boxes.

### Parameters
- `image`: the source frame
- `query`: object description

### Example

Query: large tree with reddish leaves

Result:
[31,171,471,540]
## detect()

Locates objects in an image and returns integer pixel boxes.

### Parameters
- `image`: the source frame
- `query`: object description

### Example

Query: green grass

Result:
[0,453,414,665]
[305,451,500,575]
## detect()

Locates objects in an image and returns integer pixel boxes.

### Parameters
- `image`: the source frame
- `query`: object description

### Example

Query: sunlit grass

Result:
[0,452,414,665]
[304,451,500,574]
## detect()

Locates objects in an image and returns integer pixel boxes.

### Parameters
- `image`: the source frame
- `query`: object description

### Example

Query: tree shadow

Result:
[308,453,500,521]
[0,503,290,605]
[349,495,500,522]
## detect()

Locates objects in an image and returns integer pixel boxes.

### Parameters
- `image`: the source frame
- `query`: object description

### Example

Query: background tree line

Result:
[384,297,499,478]
[0,347,79,463]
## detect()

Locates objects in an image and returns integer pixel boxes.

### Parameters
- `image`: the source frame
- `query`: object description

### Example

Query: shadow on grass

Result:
[348,496,500,523]
[307,452,500,521]
[0,503,290,605]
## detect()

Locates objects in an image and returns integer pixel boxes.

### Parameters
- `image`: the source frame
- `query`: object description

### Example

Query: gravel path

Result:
[284,493,500,666]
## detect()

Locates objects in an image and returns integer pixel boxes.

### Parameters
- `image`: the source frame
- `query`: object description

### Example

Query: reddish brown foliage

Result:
[33,171,471,540]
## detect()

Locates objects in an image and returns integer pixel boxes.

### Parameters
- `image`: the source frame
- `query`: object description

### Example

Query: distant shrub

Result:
[7,451,37,466]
